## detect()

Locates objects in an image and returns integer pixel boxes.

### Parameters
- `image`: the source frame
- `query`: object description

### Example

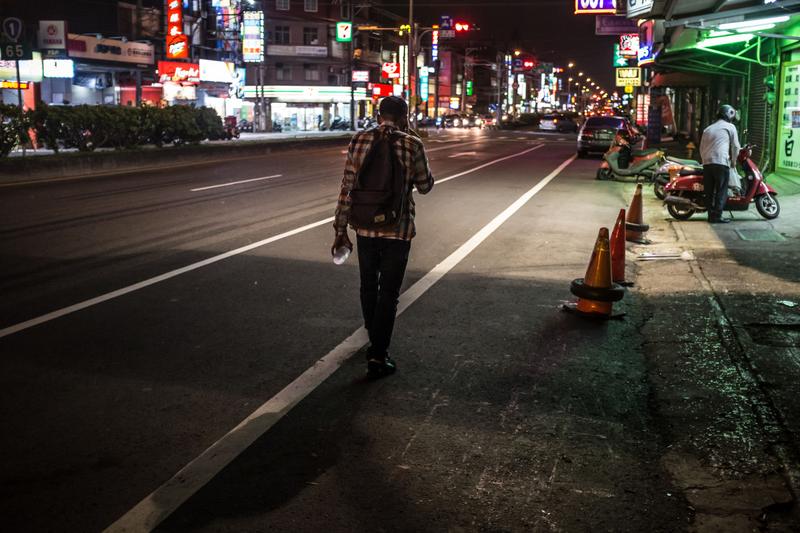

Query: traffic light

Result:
[454,22,471,32]
[522,59,535,69]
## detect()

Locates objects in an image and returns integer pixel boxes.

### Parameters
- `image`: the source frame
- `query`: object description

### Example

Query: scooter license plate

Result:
[692,183,704,192]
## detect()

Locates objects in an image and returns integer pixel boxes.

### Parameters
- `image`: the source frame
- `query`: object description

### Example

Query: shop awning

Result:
[650,71,710,87]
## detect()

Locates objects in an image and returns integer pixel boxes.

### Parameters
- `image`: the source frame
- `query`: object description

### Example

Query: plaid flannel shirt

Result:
[334,123,434,241]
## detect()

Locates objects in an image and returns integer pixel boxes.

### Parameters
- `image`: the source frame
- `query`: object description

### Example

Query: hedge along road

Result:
[0,130,581,532]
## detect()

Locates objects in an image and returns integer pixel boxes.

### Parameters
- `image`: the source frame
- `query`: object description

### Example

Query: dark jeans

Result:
[703,163,729,221]
[356,235,411,359]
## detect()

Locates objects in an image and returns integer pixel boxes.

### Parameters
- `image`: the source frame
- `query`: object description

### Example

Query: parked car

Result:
[417,116,437,128]
[476,114,496,128]
[442,114,460,128]
[539,113,577,133]
[577,116,640,157]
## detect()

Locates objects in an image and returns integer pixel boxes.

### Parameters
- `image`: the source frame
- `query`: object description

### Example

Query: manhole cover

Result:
[735,229,786,242]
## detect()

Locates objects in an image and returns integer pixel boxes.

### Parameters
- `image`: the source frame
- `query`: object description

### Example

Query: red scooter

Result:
[663,144,780,220]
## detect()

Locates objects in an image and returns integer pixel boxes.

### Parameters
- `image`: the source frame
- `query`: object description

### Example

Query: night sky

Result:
[384,0,618,91]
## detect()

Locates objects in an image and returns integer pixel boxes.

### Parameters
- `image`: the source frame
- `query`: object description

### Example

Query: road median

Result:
[0,133,352,187]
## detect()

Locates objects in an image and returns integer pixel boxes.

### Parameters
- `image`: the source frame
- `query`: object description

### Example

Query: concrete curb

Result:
[0,134,352,187]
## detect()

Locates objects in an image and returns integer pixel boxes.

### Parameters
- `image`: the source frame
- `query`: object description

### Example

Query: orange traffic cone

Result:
[610,209,631,286]
[565,227,625,319]
[625,184,650,244]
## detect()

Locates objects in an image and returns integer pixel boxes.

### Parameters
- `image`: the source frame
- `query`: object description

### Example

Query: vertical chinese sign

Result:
[166,0,189,59]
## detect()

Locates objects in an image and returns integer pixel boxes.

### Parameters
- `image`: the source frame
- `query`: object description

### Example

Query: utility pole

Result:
[349,0,355,130]
[496,51,503,126]
[135,0,143,105]
[408,0,415,128]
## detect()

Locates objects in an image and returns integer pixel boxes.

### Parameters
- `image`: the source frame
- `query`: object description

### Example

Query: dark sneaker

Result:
[367,355,397,378]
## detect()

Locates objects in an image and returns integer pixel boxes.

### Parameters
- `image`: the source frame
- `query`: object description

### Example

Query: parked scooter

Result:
[596,134,664,181]
[223,116,240,140]
[663,144,779,220]
[652,156,702,200]
[329,117,351,131]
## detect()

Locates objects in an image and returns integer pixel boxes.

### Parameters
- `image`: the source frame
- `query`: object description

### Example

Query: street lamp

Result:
[568,62,575,68]
[514,49,521,56]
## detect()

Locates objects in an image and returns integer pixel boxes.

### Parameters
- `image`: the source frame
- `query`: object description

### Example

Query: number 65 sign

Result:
[574,0,616,14]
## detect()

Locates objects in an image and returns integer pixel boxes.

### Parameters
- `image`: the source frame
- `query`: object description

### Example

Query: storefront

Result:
[0,53,42,108]
[197,59,246,120]
[158,61,200,105]
[242,85,368,131]
[63,33,155,106]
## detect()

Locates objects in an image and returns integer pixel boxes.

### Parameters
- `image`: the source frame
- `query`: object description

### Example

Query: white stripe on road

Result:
[190,174,283,192]
[0,218,334,340]
[0,144,544,340]
[437,144,543,184]
[104,152,576,532]
[448,151,477,158]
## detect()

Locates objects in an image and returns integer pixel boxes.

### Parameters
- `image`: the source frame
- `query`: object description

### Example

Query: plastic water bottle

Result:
[332,246,351,265]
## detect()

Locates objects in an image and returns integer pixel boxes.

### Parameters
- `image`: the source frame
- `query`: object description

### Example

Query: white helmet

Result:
[718,104,737,122]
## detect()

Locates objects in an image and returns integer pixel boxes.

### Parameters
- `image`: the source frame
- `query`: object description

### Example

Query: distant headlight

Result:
[475,118,483,125]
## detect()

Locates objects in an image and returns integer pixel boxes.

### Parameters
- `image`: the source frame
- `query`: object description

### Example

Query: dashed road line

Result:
[190,174,282,192]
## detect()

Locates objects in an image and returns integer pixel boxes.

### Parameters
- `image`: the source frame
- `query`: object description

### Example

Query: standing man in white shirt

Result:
[699,104,741,224]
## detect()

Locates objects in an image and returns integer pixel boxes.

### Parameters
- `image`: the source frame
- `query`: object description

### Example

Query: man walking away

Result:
[699,104,741,224]
[332,96,434,378]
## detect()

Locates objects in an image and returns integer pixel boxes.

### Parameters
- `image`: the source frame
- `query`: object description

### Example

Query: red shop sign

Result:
[369,83,393,98]
[158,60,200,83]
[166,0,186,59]
[381,62,400,79]
[166,34,189,59]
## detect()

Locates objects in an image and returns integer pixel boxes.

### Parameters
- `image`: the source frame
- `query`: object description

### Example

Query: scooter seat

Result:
[605,151,658,177]
[667,156,700,166]
[679,167,702,176]
[631,148,660,157]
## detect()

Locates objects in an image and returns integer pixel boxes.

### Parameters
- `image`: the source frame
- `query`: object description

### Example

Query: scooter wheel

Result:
[654,181,666,200]
[596,168,612,181]
[667,203,695,221]
[755,194,780,219]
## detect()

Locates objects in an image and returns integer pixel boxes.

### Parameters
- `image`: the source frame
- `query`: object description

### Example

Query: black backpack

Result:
[349,130,406,230]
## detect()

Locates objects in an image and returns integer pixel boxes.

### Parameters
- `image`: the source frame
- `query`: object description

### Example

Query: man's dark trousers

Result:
[702,163,729,221]
[357,235,411,358]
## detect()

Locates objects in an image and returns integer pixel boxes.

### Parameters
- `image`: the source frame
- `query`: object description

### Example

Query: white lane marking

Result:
[448,151,477,158]
[425,139,485,153]
[0,145,544,340]
[497,136,509,140]
[0,218,333,340]
[105,152,576,533]
[190,174,282,192]
[437,144,543,184]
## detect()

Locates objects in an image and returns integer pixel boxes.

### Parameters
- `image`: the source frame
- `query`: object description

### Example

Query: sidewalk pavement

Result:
[630,183,800,531]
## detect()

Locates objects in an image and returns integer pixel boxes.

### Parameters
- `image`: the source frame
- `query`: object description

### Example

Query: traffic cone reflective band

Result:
[610,209,627,284]
[625,183,650,244]
[569,227,625,318]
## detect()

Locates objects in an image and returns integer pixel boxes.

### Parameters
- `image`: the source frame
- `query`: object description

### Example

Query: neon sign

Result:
[574,0,616,14]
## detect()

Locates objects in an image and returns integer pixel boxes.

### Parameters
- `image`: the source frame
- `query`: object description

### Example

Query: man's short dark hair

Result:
[379,96,408,121]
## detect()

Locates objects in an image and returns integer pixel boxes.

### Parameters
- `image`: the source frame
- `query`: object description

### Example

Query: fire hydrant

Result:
[686,142,696,159]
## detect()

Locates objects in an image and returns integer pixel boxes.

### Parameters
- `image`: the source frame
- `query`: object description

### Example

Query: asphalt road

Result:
[1,129,690,532]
